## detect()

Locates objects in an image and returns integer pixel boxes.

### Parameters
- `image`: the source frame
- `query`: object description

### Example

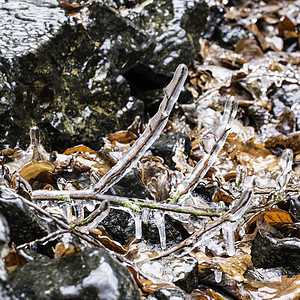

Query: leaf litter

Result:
[1,0,300,299]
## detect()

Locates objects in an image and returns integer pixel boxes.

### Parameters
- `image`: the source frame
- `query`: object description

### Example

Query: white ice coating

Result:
[154,211,166,250]
[85,202,110,231]
[276,148,293,192]
[214,269,222,283]
[93,64,188,195]
[175,98,238,198]
[133,212,142,240]
[222,221,236,256]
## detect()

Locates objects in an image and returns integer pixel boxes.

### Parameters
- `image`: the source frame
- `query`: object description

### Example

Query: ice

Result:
[214,269,222,283]
[85,201,110,231]
[229,189,253,221]
[73,202,84,223]
[222,221,236,256]
[112,202,143,239]
[84,200,97,212]
[276,148,293,192]
[154,211,166,250]
[93,64,188,194]
[142,207,150,222]
[132,211,142,239]
[173,98,238,201]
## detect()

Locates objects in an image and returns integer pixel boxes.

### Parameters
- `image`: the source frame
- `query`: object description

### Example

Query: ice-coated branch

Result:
[152,189,254,260]
[32,190,220,217]
[93,64,188,195]
[171,98,238,203]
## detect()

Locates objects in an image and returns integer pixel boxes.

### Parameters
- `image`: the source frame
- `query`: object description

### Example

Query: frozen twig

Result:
[32,190,220,217]
[151,189,253,260]
[171,98,238,203]
[93,64,188,195]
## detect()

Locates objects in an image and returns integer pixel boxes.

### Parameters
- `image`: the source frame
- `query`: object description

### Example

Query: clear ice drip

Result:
[112,202,143,239]
[214,269,222,283]
[154,211,166,250]
[276,148,293,192]
[222,221,236,256]
[73,202,84,223]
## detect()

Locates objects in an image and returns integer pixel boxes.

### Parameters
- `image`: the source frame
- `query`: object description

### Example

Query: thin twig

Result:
[32,190,220,217]
[17,229,70,250]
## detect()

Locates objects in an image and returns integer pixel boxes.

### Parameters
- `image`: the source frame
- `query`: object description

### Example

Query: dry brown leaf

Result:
[11,161,55,188]
[245,208,294,234]
[5,248,29,272]
[63,144,97,155]
[53,242,80,258]
[191,288,228,300]
[107,130,138,144]
[242,274,300,300]
[195,249,252,282]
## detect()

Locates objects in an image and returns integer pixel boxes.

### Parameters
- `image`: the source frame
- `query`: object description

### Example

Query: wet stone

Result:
[202,5,248,50]
[150,132,192,169]
[162,256,198,293]
[0,1,154,151]
[125,0,209,77]
[0,0,67,58]
[289,195,300,221]
[147,288,192,300]
[108,168,152,199]
[270,84,300,130]
[0,213,17,300]
[101,209,185,248]
[0,186,70,256]
[251,229,300,273]
[9,247,140,300]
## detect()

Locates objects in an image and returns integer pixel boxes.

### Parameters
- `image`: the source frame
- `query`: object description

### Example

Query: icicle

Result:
[142,207,150,222]
[222,221,236,256]
[61,202,72,222]
[84,200,97,212]
[133,212,142,239]
[214,269,222,283]
[112,202,143,239]
[73,202,84,223]
[154,211,166,250]
[276,148,293,193]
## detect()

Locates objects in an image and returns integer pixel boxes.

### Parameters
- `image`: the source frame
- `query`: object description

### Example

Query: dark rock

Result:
[163,256,198,293]
[125,0,209,78]
[289,195,300,221]
[147,288,191,300]
[202,5,248,50]
[251,229,300,273]
[0,0,154,151]
[270,84,300,130]
[0,213,17,300]
[123,0,208,111]
[0,186,69,256]
[101,208,185,248]
[108,168,152,199]
[150,132,192,168]
[9,247,141,300]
